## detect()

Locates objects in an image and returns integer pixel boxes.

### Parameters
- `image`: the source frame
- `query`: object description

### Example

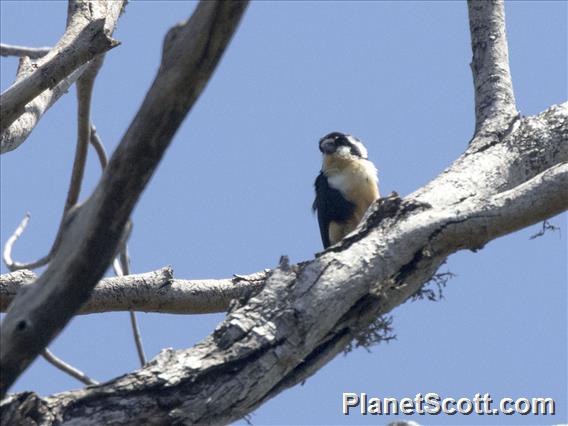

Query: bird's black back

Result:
[313,172,356,248]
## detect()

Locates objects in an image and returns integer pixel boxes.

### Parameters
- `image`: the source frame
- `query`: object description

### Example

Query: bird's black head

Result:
[318,132,368,159]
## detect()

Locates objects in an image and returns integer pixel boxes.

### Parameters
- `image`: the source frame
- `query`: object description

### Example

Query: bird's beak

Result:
[320,139,336,154]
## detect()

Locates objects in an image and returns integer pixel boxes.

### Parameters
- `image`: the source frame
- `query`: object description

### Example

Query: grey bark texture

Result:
[0,0,566,424]
[0,268,268,315]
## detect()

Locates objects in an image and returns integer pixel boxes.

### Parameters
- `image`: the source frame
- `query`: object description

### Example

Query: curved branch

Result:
[2,214,51,272]
[0,43,51,59]
[64,59,104,213]
[89,125,108,169]
[0,268,267,315]
[0,0,249,397]
[468,0,517,133]
[2,122,111,271]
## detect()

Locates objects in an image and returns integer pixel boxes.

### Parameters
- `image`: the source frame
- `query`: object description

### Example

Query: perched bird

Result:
[312,132,380,248]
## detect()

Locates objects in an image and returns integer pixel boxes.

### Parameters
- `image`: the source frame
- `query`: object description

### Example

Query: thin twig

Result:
[89,124,108,169]
[64,60,103,213]
[529,219,561,240]
[113,245,147,366]
[41,349,98,386]
[2,124,108,271]
[91,125,145,364]
[0,43,51,59]
[2,214,51,271]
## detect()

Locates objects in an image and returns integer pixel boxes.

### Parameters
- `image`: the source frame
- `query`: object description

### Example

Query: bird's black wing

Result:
[313,172,355,248]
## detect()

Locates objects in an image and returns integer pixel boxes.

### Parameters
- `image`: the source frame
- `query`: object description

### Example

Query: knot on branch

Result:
[321,192,432,254]
[367,192,432,228]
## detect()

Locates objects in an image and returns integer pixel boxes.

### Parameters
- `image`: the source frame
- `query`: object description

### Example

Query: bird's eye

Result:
[350,146,362,157]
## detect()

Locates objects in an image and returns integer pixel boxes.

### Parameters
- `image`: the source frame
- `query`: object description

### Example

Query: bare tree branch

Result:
[89,124,108,169]
[0,43,51,59]
[2,214,51,271]
[0,0,249,398]
[64,58,104,213]
[0,0,126,152]
[2,123,110,272]
[40,349,98,387]
[0,20,118,133]
[0,268,267,315]
[468,0,517,133]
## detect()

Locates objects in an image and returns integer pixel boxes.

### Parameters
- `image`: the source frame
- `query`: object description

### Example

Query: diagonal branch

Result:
[0,0,249,398]
[468,0,517,133]
[40,349,98,386]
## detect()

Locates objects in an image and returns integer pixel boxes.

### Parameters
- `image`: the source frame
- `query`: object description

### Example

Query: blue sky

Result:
[1,1,566,424]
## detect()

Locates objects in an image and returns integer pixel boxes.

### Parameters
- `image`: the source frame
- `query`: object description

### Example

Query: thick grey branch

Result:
[0,0,249,398]
[0,43,51,59]
[0,1,125,151]
[1,149,564,425]
[468,0,517,133]
[0,268,267,315]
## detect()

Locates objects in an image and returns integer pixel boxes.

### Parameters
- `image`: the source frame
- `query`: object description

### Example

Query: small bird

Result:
[313,132,380,248]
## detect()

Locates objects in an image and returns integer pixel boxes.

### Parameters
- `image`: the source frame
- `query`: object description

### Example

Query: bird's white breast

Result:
[327,159,378,196]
